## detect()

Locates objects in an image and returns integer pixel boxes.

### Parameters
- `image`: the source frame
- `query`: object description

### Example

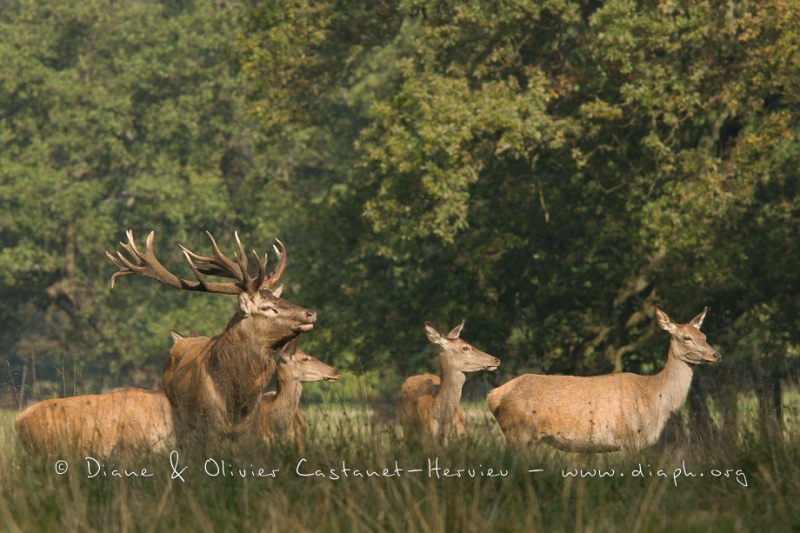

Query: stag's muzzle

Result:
[294,310,317,332]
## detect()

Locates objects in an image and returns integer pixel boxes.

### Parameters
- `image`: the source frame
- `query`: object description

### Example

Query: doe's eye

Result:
[461,346,470,352]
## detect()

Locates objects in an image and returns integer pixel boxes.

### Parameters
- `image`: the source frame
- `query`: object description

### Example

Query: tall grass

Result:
[1,399,798,532]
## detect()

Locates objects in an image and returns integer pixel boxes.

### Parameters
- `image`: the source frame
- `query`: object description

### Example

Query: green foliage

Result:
[2,1,799,528]
[0,0,252,392]
[0,0,798,400]
[240,0,800,386]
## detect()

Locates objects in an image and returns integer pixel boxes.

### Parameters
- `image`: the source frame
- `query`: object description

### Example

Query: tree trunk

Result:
[687,378,715,441]
[755,362,782,437]
[718,366,738,436]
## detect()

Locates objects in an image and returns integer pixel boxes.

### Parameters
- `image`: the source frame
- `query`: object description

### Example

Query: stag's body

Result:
[14,389,172,458]
[164,312,300,441]
[108,231,316,446]
[257,348,339,445]
[487,306,721,453]
[397,321,500,446]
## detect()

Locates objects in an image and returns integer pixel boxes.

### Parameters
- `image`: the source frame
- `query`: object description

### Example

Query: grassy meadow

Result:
[1,393,798,532]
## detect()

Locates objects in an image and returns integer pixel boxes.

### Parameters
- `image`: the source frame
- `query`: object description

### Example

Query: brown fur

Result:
[14,389,172,458]
[487,306,721,453]
[396,373,466,439]
[107,231,316,448]
[397,320,500,446]
[257,349,339,447]
[164,300,315,448]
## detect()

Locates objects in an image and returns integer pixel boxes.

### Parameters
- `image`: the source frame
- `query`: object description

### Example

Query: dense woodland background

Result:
[1,0,798,431]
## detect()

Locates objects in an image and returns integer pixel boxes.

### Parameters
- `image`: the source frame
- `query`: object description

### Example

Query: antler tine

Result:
[233,231,255,293]
[177,232,244,281]
[144,230,155,256]
[181,250,214,291]
[251,249,268,290]
[261,238,287,289]
[207,231,242,279]
[105,251,133,288]
[116,230,142,265]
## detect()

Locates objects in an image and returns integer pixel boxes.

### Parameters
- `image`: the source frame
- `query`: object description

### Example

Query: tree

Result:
[241,0,800,415]
[0,0,254,397]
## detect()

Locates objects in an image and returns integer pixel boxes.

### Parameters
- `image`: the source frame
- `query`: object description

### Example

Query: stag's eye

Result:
[683,335,692,341]
[259,304,277,313]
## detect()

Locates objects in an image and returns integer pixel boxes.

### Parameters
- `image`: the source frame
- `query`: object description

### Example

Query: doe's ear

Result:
[447,319,466,339]
[689,307,708,330]
[424,322,446,346]
[279,335,300,358]
[655,304,676,333]
[169,329,184,344]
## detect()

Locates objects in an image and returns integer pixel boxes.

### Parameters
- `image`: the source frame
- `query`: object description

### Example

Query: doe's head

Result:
[655,304,722,365]
[424,320,501,373]
[276,341,340,383]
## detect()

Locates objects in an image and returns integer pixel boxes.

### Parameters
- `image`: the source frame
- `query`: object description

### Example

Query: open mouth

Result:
[485,365,499,371]
[293,323,315,332]
[323,373,340,382]
[690,352,721,365]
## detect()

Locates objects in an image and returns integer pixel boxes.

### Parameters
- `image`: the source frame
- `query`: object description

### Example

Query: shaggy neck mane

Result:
[208,312,286,422]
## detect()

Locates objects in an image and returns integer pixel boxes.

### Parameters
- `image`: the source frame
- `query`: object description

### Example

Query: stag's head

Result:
[424,320,501,373]
[239,284,317,345]
[107,231,316,343]
[655,304,721,365]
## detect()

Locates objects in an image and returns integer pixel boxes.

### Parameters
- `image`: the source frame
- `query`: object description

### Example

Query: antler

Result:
[179,231,270,293]
[180,233,287,292]
[265,239,287,290]
[106,230,288,294]
[106,230,240,295]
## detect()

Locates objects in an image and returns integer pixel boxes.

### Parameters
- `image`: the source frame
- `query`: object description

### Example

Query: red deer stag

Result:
[107,230,316,446]
[14,389,172,458]
[397,320,501,446]
[487,305,721,453]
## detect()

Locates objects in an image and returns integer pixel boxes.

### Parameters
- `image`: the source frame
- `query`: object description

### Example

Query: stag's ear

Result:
[424,322,446,346]
[655,304,676,333]
[238,292,256,316]
[169,329,184,344]
[447,319,466,339]
[272,285,283,298]
[689,307,708,330]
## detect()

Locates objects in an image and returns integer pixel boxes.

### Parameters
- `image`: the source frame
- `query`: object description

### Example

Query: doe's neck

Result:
[434,355,467,418]
[652,341,696,415]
